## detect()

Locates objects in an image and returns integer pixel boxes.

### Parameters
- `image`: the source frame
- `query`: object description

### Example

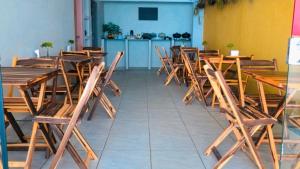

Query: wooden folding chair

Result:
[154,46,181,85]
[181,51,207,105]
[26,63,105,169]
[87,51,124,120]
[60,50,92,76]
[101,51,124,97]
[155,46,170,76]
[203,63,279,169]
[180,47,199,85]
[200,55,224,107]
[237,59,283,108]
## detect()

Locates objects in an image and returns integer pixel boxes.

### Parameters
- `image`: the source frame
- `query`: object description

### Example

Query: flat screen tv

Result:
[138,7,158,21]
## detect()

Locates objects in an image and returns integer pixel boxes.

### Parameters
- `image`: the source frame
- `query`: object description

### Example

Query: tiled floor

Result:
[7,70,277,169]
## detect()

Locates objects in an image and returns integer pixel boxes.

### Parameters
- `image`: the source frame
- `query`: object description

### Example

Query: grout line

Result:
[95,72,129,169]
[166,85,208,169]
[146,71,153,169]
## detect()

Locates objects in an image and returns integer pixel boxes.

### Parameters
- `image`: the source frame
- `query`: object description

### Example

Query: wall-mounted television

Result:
[138,7,158,21]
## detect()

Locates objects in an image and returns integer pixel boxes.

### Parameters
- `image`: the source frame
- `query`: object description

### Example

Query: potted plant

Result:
[67,39,74,51]
[226,43,239,56]
[202,40,208,50]
[103,22,121,39]
[41,41,53,57]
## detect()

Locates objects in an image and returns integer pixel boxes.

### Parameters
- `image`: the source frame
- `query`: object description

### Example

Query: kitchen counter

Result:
[101,38,191,69]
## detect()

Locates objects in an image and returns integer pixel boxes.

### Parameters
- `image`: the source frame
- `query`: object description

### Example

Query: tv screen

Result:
[138,7,158,21]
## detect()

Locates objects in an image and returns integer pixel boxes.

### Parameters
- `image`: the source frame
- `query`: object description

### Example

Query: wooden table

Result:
[2,67,58,154]
[243,71,300,146]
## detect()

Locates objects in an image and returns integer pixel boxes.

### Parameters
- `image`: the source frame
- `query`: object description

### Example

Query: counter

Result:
[101,39,192,69]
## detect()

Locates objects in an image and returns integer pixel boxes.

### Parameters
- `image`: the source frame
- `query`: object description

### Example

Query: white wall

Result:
[0,0,75,66]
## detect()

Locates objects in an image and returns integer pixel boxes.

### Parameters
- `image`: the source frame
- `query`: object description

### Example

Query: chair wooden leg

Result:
[214,141,243,169]
[266,125,279,169]
[164,67,179,86]
[241,129,265,169]
[108,80,121,96]
[211,92,217,108]
[50,126,87,169]
[5,110,27,143]
[99,97,115,119]
[24,122,38,169]
[204,123,234,156]
[102,93,116,113]
[157,67,163,76]
[73,127,98,160]
[183,85,194,104]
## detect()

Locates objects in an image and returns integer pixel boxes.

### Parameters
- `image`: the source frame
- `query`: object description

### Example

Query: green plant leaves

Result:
[41,41,53,48]
[103,22,121,34]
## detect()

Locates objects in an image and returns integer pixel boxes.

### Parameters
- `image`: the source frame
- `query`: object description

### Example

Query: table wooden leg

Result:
[4,110,27,143]
[18,88,56,153]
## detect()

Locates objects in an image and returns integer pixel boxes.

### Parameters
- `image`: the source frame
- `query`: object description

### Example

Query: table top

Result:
[1,67,58,86]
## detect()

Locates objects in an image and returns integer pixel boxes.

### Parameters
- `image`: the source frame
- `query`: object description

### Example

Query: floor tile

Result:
[97,150,151,169]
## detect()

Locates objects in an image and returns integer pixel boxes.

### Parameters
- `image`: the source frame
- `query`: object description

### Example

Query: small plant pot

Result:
[67,45,72,51]
[107,34,115,39]
[230,50,239,56]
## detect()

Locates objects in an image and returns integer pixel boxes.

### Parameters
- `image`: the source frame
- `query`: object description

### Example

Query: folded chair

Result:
[180,47,199,85]
[181,51,207,105]
[203,63,279,169]
[80,49,123,97]
[26,63,105,169]
[87,51,124,120]
[154,46,181,85]
[155,46,170,76]
[201,55,224,107]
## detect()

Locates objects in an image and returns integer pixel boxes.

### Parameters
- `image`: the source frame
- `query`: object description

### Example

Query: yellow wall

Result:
[203,0,294,71]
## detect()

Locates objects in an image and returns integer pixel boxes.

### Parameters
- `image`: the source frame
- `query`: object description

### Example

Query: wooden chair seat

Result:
[45,85,75,94]
[34,104,76,124]
[239,105,277,126]
[4,97,50,112]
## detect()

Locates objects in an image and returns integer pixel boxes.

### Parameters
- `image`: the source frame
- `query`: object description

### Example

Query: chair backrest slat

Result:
[60,51,88,57]
[199,49,220,56]
[104,51,124,86]
[76,63,105,120]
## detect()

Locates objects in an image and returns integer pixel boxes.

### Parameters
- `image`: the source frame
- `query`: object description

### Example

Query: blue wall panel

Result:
[128,40,149,68]
[105,40,126,69]
[103,2,193,38]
